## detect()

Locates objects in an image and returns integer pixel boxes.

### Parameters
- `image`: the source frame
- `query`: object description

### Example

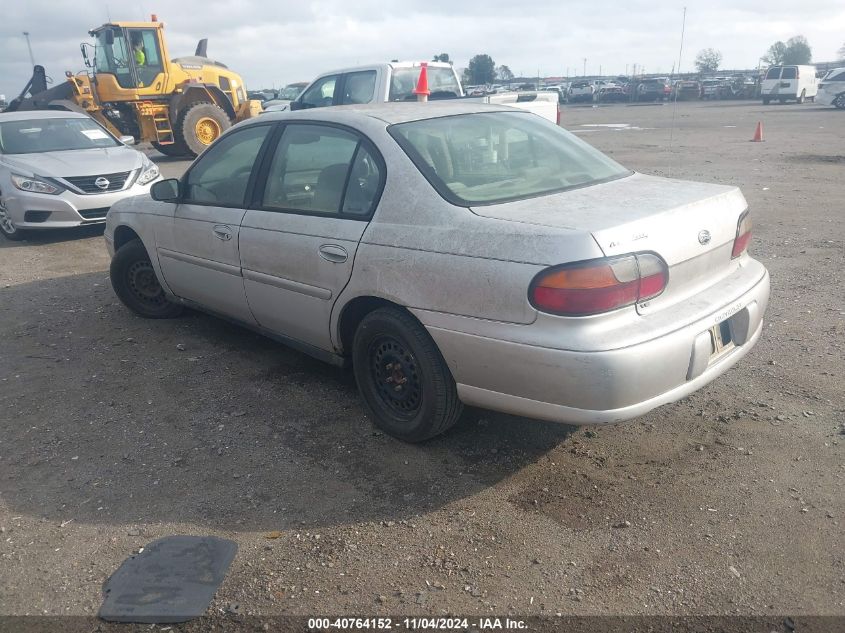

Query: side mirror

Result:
[80,43,91,68]
[289,100,303,111]
[151,178,180,202]
[119,135,135,145]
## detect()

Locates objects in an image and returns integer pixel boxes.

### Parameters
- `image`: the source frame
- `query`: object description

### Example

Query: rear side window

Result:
[781,67,797,79]
[341,71,377,105]
[261,124,383,217]
[765,67,781,79]
[185,125,270,206]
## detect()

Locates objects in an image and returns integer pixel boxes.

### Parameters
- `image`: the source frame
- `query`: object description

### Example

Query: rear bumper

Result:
[815,90,841,106]
[422,267,770,425]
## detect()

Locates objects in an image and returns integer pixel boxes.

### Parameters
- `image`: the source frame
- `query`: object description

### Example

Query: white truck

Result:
[761,65,818,104]
[281,61,560,124]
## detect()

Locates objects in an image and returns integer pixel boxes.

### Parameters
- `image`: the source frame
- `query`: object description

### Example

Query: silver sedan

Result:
[105,102,769,442]
[0,111,160,240]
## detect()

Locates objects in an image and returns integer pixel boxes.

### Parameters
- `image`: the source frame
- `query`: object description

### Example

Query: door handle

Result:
[213,225,232,241]
[318,244,348,263]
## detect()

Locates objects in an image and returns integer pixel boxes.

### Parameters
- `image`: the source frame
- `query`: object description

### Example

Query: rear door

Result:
[155,123,273,323]
[239,122,385,350]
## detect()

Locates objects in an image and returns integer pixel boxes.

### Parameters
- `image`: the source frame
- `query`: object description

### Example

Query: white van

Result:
[761,65,818,104]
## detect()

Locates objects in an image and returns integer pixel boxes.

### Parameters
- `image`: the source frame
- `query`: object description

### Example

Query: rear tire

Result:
[110,238,183,319]
[762,97,771,105]
[834,95,845,110]
[352,307,463,442]
[178,102,232,157]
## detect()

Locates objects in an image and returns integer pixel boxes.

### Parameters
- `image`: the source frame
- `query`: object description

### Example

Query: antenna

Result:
[668,6,687,174]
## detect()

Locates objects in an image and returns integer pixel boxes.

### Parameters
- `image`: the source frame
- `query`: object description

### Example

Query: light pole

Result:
[22,32,35,66]
[583,58,587,77]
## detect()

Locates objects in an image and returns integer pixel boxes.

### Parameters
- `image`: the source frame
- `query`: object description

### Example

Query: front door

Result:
[239,123,385,350]
[155,123,273,323]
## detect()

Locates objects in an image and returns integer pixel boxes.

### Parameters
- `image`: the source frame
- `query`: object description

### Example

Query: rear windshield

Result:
[765,67,781,79]
[389,67,461,101]
[389,111,630,206]
[0,117,119,154]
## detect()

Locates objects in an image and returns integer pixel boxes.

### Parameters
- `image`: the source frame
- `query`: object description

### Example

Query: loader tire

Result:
[152,140,190,158]
[178,102,231,156]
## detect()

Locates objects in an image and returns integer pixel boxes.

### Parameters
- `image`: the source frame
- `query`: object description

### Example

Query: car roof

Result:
[0,110,89,122]
[255,101,516,126]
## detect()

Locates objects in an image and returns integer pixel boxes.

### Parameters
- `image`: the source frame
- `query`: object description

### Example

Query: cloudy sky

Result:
[1,0,844,99]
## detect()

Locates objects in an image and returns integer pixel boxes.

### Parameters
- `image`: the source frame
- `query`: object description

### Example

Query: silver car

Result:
[105,103,769,442]
[0,111,161,240]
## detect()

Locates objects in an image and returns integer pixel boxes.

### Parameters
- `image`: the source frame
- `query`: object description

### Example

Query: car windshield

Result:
[0,117,120,154]
[277,86,302,100]
[390,111,630,206]
[389,67,461,101]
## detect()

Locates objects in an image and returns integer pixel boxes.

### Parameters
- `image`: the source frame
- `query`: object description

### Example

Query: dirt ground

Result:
[1,101,843,627]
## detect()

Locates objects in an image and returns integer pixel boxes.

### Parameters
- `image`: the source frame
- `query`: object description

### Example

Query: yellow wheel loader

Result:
[6,16,262,156]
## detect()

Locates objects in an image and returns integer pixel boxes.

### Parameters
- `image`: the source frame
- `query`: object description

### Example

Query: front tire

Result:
[178,102,232,157]
[0,196,25,241]
[352,307,462,442]
[152,140,190,157]
[110,238,183,319]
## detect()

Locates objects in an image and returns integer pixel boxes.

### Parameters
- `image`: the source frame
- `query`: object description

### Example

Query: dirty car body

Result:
[105,102,769,440]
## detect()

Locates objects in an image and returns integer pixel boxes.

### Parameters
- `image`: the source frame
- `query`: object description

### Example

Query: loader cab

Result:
[91,24,167,95]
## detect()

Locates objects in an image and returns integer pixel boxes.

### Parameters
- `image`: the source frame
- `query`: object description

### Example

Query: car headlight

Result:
[136,158,160,186]
[11,174,63,195]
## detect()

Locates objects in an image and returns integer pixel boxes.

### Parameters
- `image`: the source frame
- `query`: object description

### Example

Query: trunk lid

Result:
[470,172,748,314]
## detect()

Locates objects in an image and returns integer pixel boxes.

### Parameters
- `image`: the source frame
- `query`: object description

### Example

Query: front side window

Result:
[94,28,134,88]
[261,124,381,217]
[184,125,270,206]
[0,117,120,154]
[341,71,377,105]
[298,76,338,108]
[765,67,782,80]
[390,111,630,206]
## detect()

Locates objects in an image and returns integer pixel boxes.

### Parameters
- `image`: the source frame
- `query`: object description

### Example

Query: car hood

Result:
[0,146,143,178]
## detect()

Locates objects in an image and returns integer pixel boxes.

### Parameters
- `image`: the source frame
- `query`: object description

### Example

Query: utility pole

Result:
[22,32,35,66]
[583,58,587,76]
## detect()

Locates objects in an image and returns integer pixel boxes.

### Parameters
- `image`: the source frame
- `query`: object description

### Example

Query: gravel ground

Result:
[0,101,843,627]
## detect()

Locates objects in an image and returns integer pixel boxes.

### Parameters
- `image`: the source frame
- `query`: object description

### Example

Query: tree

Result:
[694,48,722,74]
[466,54,496,85]
[839,42,845,60]
[764,41,787,65]
[496,65,514,81]
[783,36,812,64]
[764,36,812,66]
[432,53,451,64]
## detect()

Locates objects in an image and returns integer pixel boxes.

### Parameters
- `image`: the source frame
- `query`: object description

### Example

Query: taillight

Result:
[529,253,668,316]
[731,210,752,258]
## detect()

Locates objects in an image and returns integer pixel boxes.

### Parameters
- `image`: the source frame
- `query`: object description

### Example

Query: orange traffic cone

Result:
[751,121,764,142]
[414,63,431,102]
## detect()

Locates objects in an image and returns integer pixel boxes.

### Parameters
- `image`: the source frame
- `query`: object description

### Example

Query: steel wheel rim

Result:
[195,117,221,145]
[368,335,422,420]
[126,260,167,307]
[0,200,16,235]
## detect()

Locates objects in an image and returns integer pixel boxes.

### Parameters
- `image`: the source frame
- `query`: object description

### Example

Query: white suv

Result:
[817,67,845,109]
